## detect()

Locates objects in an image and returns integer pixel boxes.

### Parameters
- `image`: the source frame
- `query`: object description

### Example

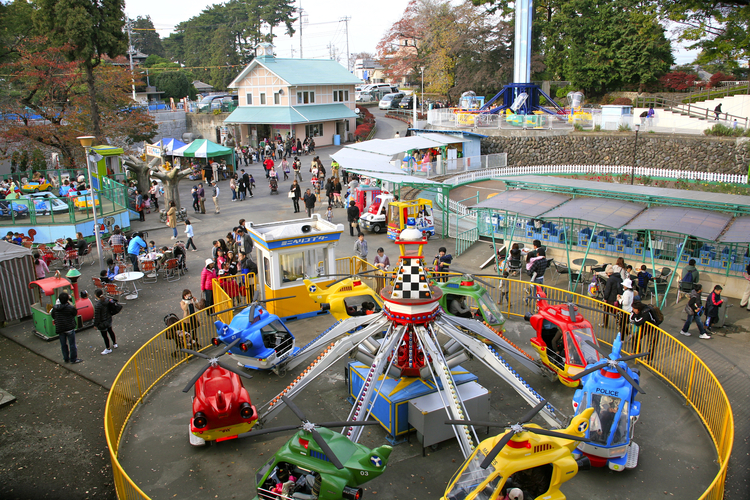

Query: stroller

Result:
[173,241,188,274]
[269,176,279,194]
[164,313,200,355]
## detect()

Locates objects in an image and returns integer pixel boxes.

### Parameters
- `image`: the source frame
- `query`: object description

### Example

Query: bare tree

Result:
[122,155,156,195]
[123,155,191,209]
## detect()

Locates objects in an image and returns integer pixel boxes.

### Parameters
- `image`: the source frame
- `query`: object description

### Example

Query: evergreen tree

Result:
[131,15,164,57]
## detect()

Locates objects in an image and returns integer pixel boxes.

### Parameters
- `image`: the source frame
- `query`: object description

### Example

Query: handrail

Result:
[634,95,749,129]
[104,271,732,500]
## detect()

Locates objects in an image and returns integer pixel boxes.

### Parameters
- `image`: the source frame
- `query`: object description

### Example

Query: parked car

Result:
[379,92,405,110]
[398,95,420,109]
[23,192,70,215]
[212,95,238,111]
[0,199,29,219]
[356,91,377,103]
[197,94,235,112]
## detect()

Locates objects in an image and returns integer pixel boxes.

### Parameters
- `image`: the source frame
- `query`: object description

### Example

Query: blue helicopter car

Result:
[569,333,648,471]
[213,297,300,372]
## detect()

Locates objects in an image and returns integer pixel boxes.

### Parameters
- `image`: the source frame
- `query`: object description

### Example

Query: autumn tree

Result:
[659,71,697,90]
[0,40,157,167]
[34,0,128,140]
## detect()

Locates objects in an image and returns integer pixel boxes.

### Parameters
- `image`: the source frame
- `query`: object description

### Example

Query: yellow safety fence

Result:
[104,265,732,500]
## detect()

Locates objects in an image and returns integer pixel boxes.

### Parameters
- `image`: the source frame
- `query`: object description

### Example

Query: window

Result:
[305,123,323,138]
[274,92,280,105]
[245,93,253,105]
[296,91,315,104]
[260,93,266,105]
[333,90,349,102]
[280,251,304,283]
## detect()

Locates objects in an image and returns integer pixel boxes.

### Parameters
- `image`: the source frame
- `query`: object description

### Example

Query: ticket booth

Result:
[247,214,344,319]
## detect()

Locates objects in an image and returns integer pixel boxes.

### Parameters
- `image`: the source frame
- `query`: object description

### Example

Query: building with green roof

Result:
[225,44,362,148]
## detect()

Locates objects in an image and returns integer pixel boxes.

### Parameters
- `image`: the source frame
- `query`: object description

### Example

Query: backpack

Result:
[683,270,694,283]
[108,299,123,316]
[649,305,664,326]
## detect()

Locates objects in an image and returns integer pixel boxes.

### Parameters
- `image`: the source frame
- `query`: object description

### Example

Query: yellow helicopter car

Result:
[304,275,384,322]
[443,401,594,500]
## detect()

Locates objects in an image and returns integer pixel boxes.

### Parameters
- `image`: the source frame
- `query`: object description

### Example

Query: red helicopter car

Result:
[180,339,259,446]
[524,286,602,387]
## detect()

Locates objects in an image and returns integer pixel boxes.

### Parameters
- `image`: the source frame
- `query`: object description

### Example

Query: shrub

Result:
[708,72,735,89]
[612,97,632,106]
[618,123,632,132]
[594,125,601,132]
[703,123,750,137]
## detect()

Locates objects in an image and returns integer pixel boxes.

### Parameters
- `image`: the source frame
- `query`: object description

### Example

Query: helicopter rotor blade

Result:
[216,360,254,380]
[210,303,252,317]
[519,399,548,425]
[328,276,352,286]
[585,340,613,359]
[450,267,496,289]
[312,428,345,469]
[178,348,211,359]
[530,427,589,442]
[181,364,211,393]
[318,420,380,428]
[568,361,607,381]
[617,352,650,362]
[445,419,507,428]
[281,395,308,422]
[260,295,296,303]
[236,424,302,440]
[219,338,240,354]
[480,430,516,469]
[614,363,646,394]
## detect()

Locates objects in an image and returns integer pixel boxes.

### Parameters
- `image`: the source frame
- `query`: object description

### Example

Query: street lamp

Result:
[76,135,105,271]
[420,66,425,114]
[631,123,640,185]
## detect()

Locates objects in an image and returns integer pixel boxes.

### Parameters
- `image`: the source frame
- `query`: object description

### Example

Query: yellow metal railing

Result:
[104,271,732,500]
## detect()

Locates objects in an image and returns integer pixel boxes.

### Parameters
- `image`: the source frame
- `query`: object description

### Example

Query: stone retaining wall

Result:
[481,133,749,174]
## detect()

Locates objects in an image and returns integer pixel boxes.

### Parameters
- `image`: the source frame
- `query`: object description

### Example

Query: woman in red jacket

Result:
[201,258,217,307]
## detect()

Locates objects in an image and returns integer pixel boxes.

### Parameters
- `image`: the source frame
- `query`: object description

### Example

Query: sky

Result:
[124,0,406,65]
[124,0,698,67]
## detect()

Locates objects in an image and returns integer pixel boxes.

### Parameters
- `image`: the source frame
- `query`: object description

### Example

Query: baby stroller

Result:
[269,176,278,194]
[164,313,200,356]
[173,241,188,274]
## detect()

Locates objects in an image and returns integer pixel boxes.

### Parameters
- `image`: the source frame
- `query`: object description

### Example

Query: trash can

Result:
[333,134,341,146]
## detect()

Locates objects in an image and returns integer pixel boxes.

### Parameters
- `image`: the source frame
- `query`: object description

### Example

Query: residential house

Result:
[225,44,361,148]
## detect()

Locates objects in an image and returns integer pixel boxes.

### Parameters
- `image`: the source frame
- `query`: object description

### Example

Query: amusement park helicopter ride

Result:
[208,219,567,462]
[570,334,648,472]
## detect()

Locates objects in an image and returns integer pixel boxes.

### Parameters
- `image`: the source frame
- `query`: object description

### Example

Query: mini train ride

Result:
[29,269,94,340]
[570,334,648,472]
[180,339,258,446]
[524,287,604,387]
[442,400,594,500]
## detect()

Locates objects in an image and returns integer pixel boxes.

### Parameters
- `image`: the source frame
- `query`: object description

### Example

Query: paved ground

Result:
[1,110,747,499]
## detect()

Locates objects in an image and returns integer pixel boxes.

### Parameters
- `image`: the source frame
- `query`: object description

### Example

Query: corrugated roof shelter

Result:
[472,190,571,218]
[0,241,35,322]
[622,206,733,242]
[541,198,646,228]
[718,216,750,243]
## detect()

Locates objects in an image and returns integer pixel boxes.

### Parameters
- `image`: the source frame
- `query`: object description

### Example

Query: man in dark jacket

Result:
[303,188,316,217]
[680,284,710,339]
[526,248,548,284]
[50,292,82,363]
[601,265,623,327]
[629,301,659,359]
[347,201,361,236]
[94,289,118,354]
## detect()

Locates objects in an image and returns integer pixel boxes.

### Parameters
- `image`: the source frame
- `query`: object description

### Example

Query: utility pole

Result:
[340,16,351,71]
[299,2,304,59]
[125,19,137,101]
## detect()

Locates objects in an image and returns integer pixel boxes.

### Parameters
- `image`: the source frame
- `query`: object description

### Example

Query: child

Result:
[705,285,723,332]
[148,240,157,253]
[281,158,290,180]
[434,247,452,281]
[637,265,652,298]
[326,205,333,223]
[185,220,196,251]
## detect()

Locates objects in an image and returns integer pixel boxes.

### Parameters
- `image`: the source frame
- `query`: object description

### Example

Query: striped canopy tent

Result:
[0,241,35,322]
[173,139,235,169]
[161,138,187,155]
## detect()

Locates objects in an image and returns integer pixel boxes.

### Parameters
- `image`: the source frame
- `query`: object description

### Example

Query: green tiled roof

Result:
[230,56,362,87]
[225,104,356,125]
